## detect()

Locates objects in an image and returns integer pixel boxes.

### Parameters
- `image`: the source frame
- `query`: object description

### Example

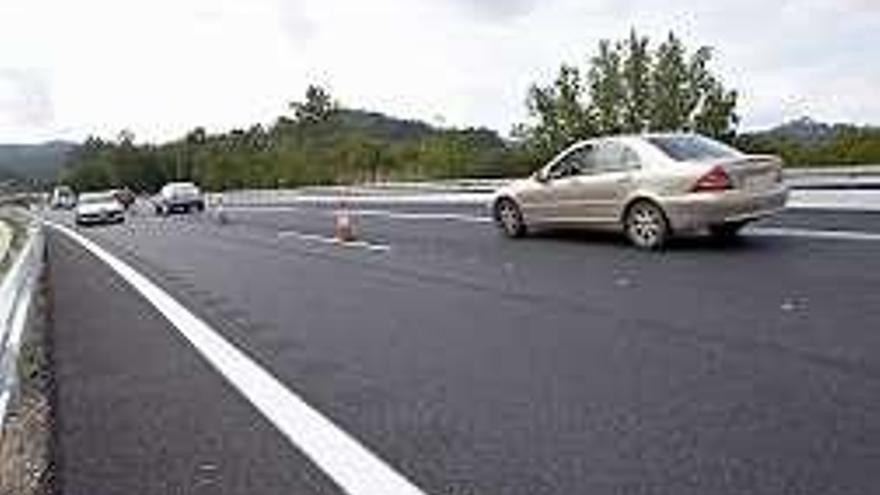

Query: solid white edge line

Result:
[46,221,425,495]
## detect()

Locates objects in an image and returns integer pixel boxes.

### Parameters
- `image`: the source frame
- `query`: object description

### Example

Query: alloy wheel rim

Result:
[499,203,520,234]
[629,206,661,246]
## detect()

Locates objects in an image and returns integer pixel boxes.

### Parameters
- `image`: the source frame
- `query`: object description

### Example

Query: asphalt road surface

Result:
[43,202,880,494]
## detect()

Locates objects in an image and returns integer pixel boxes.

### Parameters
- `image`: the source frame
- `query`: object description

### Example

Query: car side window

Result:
[593,142,641,172]
[548,145,595,179]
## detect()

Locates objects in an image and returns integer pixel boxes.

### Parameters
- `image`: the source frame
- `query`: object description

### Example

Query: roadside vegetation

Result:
[735,117,880,166]
[59,29,880,193]
[0,223,53,495]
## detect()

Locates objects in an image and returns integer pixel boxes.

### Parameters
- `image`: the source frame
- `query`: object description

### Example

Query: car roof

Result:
[574,132,700,145]
[547,133,686,167]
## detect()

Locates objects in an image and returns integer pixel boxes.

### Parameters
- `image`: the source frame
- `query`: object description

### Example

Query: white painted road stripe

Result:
[277,229,391,252]
[227,205,493,224]
[47,222,425,495]
[348,209,492,224]
[788,189,880,212]
[749,227,880,242]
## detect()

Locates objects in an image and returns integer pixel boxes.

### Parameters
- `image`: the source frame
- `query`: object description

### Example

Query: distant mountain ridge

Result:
[760,117,835,143]
[0,141,75,183]
[750,116,878,146]
[738,117,880,166]
[332,109,437,142]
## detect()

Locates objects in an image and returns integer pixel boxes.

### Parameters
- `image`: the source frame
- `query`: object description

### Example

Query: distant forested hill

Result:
[737,117,880,166]
[61,96,529,193]
[0,141,75,183]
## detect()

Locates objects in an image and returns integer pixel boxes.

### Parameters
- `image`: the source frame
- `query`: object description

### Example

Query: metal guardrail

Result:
[0,221,11,267]
[207,166,880,206]
[0,213,44,438]
[783,165,880,177]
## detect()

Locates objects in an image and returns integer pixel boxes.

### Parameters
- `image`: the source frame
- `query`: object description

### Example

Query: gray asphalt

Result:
[45,202,880,494]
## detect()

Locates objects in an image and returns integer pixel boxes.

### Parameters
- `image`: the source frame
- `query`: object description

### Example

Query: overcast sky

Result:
[0,0,878,143]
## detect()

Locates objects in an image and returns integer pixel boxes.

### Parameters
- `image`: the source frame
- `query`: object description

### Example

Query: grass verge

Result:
[0,267,55,495]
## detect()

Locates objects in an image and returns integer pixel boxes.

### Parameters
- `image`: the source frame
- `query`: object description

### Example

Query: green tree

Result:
[516,29,740,155]
[290,85,337,125]
[588,40,625,135]
[621,29,652,133]
[516,64,594,160]
[693,80,739,140]
[650,32,689,131]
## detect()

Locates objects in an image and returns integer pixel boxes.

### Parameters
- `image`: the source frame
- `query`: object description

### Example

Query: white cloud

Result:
[0,0,878,142]
[0,69,54,137]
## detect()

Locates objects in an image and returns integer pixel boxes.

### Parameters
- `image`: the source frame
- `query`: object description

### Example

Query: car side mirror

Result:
[534,171,549,184]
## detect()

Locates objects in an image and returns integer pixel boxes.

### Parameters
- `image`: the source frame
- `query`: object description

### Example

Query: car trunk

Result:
[716,155,782,192]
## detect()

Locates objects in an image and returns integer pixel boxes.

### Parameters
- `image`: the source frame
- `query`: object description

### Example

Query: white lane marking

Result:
[788,189,880,212]
[277,229,391,252]
[221,192,493,206]
[348,209,492,224]
[749,227,880,242]
[47,222,424,495]
[227,205,492,224]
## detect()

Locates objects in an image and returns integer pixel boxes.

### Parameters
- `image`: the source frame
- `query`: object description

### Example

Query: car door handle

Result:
[616,176,633,184]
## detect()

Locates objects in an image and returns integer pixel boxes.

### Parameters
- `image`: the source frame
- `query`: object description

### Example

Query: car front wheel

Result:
[495,198,526,238]
[624,200,670,250]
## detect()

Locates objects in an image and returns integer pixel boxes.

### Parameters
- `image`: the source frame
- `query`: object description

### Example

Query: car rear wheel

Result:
[624,200,669,250]
[495,198,526,238]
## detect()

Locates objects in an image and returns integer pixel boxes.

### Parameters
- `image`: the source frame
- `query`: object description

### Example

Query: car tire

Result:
[495,198,527,238]
[624,200,670,250]
[709,221,745,240]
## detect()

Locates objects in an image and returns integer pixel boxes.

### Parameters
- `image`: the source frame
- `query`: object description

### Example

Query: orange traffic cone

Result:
[335,207,355,242]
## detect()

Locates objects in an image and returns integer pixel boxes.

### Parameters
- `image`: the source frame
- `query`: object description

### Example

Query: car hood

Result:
[76,202,122,214]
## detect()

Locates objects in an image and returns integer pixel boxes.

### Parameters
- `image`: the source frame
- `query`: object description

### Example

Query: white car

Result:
[75,192,125,226]
[50,185,77,209]
[492,133,788,249]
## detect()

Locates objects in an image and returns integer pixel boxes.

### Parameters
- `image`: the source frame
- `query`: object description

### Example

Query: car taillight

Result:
[692,166,732,192]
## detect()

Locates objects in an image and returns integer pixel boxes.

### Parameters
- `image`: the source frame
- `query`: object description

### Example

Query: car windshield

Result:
[647,135,743,161]
[78,193,117,204]
[168,184,198,194]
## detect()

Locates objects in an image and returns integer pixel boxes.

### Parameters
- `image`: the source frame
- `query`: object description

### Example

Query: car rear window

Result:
[166,183,199,194]
[647,135,742,161]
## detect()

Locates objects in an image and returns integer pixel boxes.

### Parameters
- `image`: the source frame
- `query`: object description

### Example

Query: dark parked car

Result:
[153,182,205,215]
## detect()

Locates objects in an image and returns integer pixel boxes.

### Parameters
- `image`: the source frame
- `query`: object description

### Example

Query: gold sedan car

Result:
[492,133,788,249]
